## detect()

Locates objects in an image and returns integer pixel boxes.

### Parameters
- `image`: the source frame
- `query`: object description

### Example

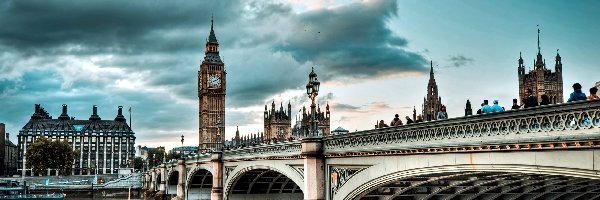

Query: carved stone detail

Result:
[330,166,370,198]
[289,165,304,178]
[225,166,236,180]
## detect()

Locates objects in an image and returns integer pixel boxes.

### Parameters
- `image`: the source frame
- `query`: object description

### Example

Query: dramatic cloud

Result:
[0,0,428,147]
[446,55,474,68]
[275,0,427,79]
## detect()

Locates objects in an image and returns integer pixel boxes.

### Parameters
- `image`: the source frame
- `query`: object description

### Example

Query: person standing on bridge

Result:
[588,87,599,99]
[416,115,424,123]
[482,100,493,113]
[511,99,520,110]
[568,83,587,102]
[540,94,551,106]
[377,120,389,128]
[491,100,504,112]
[524,89,538,108]
[436,106,448,120]
[391,114,403,126]
[405,116,414,124]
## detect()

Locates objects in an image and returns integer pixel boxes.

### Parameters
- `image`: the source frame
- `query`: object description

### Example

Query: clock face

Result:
[208,74,221,88]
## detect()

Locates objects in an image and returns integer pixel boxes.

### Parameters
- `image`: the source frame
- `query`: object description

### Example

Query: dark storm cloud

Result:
[0,0,240,55]
[447,55,474,68]
[275,0,427,79]
[0,0,430,142]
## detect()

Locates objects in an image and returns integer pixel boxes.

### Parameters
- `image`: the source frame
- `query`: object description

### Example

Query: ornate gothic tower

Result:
[198,17,226,151]
[422,61,445,121]
[263,101,292,143]
[518,27,563,104]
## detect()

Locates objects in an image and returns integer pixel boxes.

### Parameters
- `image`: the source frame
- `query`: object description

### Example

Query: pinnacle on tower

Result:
[537,25,541,55]
[430,60,434,77]
[208,14,218,43]
[519,52,523,65]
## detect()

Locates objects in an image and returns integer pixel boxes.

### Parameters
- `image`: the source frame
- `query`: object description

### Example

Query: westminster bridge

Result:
[143,99,600,200]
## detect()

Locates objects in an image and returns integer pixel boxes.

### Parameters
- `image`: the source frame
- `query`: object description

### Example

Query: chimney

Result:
[31,104,42,119]
[58,104,70,120]
[115,106,126,122]
[89,105,101,120]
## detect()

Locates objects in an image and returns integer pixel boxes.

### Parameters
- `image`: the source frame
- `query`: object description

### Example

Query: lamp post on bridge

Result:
[302,67,325,199]
[305,67,321,137]
[180,134,184,158]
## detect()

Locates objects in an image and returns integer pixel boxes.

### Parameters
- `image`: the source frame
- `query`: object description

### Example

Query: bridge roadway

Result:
[143,99,600,200]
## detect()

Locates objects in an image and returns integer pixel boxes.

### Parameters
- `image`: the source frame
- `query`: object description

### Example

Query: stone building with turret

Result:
[518,28,564,104]
[18,104,135,176]
[264,101,292,143]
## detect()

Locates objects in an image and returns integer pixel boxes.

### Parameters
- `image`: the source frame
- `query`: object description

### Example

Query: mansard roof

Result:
[20,104,134,134]
[21,119,133,133]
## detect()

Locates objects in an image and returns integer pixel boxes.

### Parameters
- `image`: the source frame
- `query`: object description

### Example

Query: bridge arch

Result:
[185,166,214,200]
[333,150,600,200]
[224,164,305,200]
[166,170,178,195]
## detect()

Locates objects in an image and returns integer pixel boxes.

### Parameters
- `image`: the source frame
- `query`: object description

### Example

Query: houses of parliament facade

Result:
[518,28,564,104]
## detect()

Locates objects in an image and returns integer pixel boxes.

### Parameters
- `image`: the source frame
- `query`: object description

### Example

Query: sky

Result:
[1,0,599,150]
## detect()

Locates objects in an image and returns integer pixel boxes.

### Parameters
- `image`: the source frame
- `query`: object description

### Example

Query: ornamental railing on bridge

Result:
[165,99,599,163]
[222,140,302,160]
[324,99,600,155]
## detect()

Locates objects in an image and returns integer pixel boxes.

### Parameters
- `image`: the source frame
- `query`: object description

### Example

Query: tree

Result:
[166,152,182,161]
[26,137,77,176]
[147,146,165,168]
[133,157,144,171]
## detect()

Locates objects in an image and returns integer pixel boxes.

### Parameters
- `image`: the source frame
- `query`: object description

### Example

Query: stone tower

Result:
[422,61,445,121]
[264,101,292,143]
[518,27,563,104]
[198,16,226,152]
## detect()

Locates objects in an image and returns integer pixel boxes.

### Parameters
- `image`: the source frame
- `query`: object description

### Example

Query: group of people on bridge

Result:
[377,82,599,129]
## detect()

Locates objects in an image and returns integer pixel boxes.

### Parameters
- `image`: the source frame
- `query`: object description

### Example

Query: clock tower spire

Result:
[198,16,226,152]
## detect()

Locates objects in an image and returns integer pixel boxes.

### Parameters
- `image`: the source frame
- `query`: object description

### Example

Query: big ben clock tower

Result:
[198,16,226,152]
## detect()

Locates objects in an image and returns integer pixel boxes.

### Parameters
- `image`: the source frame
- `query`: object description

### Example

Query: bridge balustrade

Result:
[324,99,600,155]
[222,140,302,160]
